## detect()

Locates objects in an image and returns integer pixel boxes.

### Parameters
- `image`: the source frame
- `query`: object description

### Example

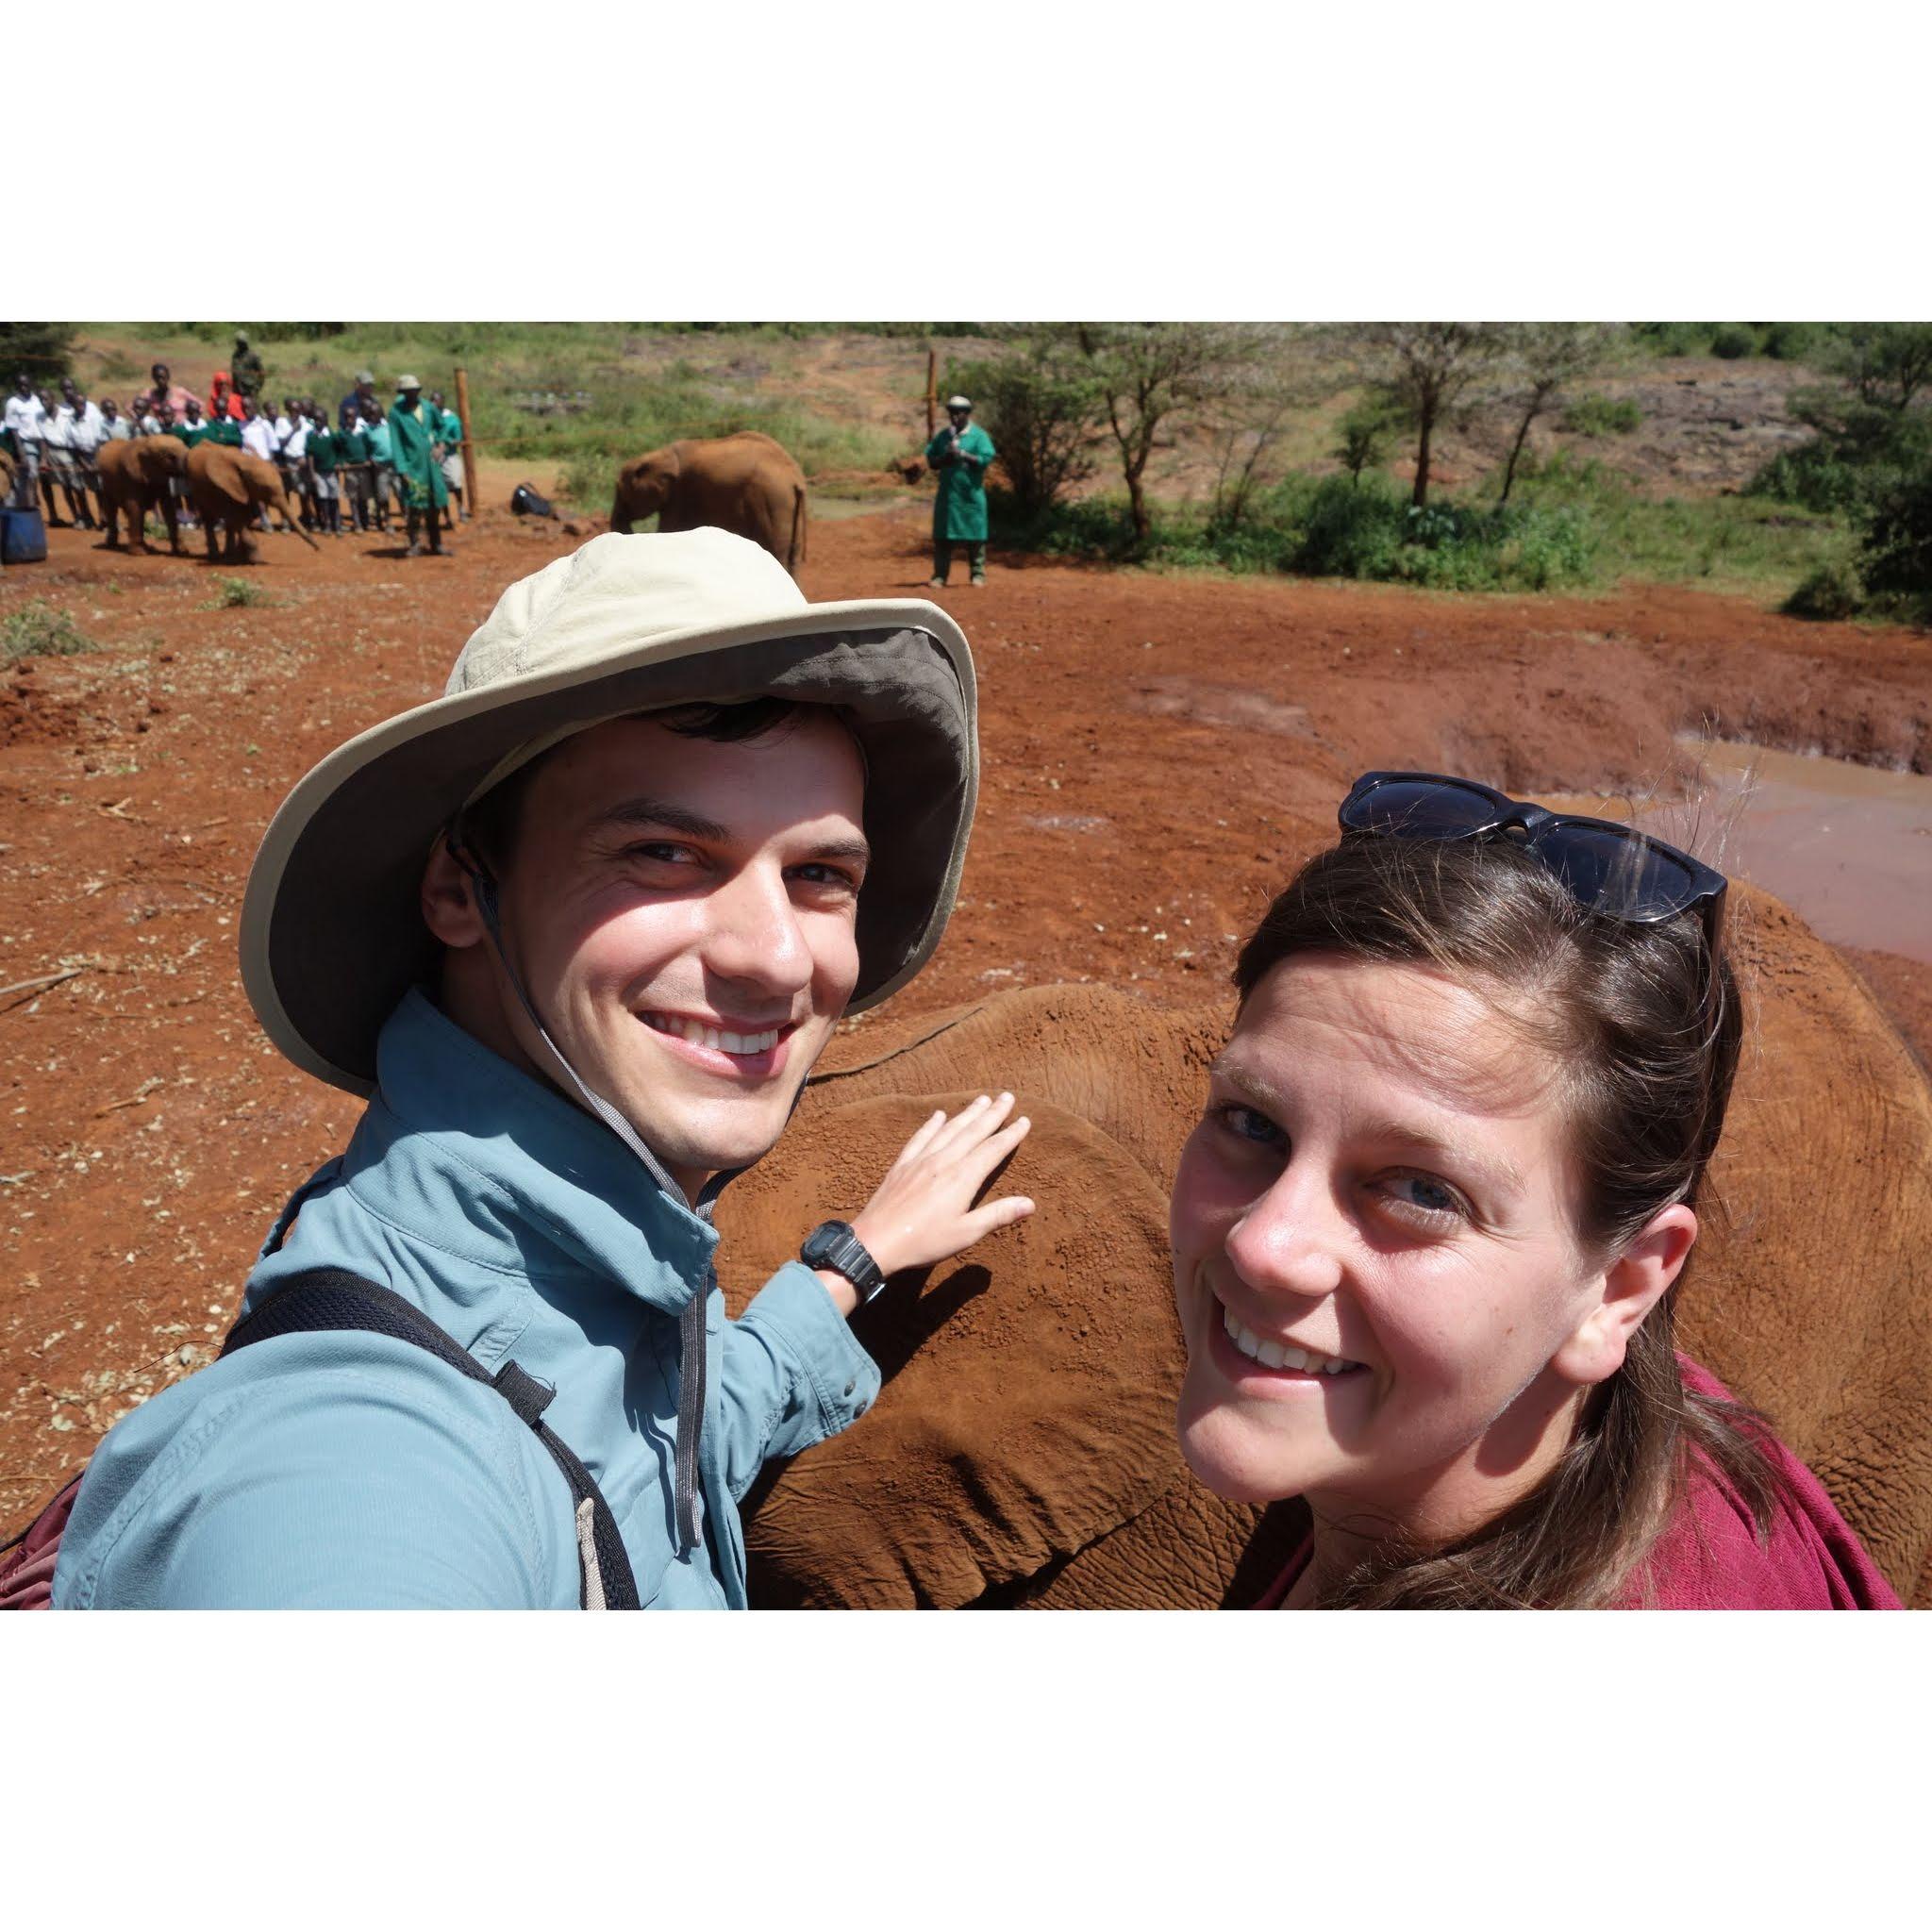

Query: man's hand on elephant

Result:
[848,1093,1035,1280]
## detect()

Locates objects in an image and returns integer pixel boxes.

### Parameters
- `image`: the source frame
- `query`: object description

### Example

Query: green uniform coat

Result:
[391,396,449,510]
[925,422,995,541]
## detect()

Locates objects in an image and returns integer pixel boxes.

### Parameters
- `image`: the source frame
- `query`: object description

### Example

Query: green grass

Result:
[1,600,98,660]
[205,575,273,608]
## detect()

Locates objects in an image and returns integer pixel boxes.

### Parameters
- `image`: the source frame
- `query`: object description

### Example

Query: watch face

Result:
[804,1221,851,1266]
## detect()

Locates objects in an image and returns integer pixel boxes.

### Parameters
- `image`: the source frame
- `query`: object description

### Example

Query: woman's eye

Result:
[1380,1173,1467,1221]
[1214,1103,1285,1150]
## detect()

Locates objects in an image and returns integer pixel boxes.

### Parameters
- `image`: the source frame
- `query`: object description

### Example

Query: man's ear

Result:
[1551,1204,1698,1389]
[421,830,487,949]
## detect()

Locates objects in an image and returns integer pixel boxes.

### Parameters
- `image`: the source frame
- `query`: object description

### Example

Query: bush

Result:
[1,600,96,661]
[1559,392,1642,436]
[950,346,1105,521]
[1762,322,1823,362]
[208,575,272,608]
[1294,475,1407,577]
[1860,467,1932,604]
[1782,560,1864,620]
[1709,325,1758,360]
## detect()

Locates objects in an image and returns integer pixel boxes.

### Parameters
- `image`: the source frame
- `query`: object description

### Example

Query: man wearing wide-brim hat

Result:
[53,529,1032,1608]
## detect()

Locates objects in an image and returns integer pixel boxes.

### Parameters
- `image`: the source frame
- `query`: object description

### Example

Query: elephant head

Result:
[138,436,188,485]
[610,444,681,533]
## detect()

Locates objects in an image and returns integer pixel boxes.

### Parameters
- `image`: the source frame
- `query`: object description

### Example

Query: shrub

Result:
[1860,467,1932,604]
[208,575,272,608]
[1709,325,1759,360]
[1295,475,1407,577]
[1559,392,1642,436]
[950,347,1106,521]
[1,600,96,660]
[1782,560,1864,620]
[1334,400,1397,482]
[1762,323,1823,362]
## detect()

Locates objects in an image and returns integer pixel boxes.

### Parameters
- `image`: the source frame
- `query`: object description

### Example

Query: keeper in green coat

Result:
[390,375,449,557]
[924,393,995,588]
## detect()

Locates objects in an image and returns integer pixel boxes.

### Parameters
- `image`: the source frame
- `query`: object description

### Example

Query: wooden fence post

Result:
[455,365,480,516]
[925,347,937,439]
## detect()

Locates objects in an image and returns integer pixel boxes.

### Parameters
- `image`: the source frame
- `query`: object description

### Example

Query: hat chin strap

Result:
[450,834,713,1562]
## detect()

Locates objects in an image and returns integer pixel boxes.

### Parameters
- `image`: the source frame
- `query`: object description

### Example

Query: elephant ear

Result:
[197,448,251,508]
[720,1091,1218,1607]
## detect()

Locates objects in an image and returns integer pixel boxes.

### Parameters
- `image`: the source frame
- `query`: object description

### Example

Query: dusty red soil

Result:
[2,503,1927,1540]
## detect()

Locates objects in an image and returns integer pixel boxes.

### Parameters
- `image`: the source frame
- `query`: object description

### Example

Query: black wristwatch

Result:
[801,1220,888,1307]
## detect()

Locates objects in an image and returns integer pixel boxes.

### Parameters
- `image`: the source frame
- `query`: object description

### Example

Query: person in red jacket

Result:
[1171,773,1901,1609]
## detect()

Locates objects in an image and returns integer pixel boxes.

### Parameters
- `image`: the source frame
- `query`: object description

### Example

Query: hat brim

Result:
[241,598,978,1095]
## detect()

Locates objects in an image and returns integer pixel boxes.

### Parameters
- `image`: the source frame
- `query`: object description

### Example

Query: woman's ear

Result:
[420,830,486,949]
[1552,1204,1699,1388]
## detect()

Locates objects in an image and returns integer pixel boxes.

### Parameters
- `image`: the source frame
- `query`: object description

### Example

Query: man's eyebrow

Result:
[807,836,873,867]
[592,797,731,842]
[591,798,872,867]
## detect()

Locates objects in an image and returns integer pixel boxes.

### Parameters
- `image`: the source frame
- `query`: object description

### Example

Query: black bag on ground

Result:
[509,482,556,519]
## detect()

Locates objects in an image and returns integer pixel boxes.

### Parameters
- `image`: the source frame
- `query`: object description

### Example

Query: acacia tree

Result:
[1205,325,1335,530]
[1494,322,1624,505]
[1073,323,1260,551]
[1357,323,1509,508]
[1828,323,1932,412]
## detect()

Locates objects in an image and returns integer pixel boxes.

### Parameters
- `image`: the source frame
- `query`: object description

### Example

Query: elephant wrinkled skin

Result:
[608,431,808,575]
[184,443,318,561]
[717,884,1932,1608]
[96,435,188,554]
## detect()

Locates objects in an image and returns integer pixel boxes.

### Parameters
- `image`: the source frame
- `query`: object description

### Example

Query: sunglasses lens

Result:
[1536,823,1697,921]
[1344,778,1503,839]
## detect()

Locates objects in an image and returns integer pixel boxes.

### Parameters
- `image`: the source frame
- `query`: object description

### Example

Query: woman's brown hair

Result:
[1233,831,1786,1608]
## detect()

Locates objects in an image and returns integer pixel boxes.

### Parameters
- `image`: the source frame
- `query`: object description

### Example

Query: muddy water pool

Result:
[1631,740,1932,963]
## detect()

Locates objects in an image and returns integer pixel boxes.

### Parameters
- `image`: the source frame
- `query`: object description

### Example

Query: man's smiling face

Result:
[427,708,868,1198]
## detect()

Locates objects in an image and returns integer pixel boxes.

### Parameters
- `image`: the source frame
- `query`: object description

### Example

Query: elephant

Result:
[96,435,189,554]
[185,443,319,561]
[608,431,808,575]
[715,883,1932,1609]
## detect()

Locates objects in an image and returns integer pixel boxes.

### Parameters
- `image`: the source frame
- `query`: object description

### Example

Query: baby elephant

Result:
[186,443,319,561]
[97,436,189,555]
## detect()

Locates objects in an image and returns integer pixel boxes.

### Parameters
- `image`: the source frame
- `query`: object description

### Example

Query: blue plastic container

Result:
[1,506,48,564]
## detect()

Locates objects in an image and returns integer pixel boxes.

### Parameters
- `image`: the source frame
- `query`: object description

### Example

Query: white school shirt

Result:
[7,392,48,443]
[42,405,75,450]
[281,419,310,459]
[102,415,131,441]
[70,402,106,455]
[242,416,275,462]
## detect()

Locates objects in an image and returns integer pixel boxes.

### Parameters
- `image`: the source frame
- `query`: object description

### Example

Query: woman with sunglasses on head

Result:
[1173,773,1900,1609]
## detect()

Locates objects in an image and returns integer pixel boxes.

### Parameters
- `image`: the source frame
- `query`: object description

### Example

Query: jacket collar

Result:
[362,988,718,1316]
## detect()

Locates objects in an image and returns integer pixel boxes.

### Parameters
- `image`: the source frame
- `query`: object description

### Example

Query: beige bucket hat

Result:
[241,528,979,1095]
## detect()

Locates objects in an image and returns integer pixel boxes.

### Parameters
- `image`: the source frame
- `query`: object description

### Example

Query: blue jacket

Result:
[52,989,881,1607]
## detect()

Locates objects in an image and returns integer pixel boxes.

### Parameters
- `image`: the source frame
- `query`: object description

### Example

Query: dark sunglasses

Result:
[1338,771,1728,953]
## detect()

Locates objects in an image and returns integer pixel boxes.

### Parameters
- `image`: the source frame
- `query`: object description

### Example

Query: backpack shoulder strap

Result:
[222,1267,640,1610]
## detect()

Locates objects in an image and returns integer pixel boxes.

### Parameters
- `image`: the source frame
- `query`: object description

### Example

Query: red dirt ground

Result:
[2,503,1927,1540]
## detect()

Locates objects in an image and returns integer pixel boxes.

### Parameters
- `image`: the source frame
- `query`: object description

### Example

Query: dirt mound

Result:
[1,668,85,748]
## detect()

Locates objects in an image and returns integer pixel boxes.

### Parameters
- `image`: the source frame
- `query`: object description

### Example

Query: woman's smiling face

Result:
[1171,953,1617,1541]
